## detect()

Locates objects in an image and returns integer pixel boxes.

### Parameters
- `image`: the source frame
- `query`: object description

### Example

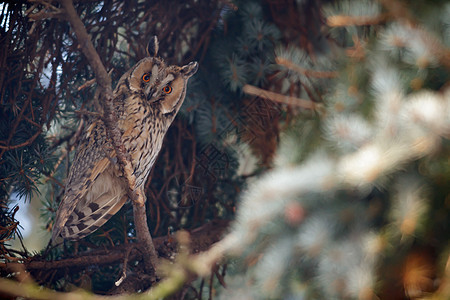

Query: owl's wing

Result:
[60,185,127,240]
[51,120,115,242]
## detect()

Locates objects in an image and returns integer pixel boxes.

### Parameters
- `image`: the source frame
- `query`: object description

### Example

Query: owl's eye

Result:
[142,73,151,82]
[162,85,172,94]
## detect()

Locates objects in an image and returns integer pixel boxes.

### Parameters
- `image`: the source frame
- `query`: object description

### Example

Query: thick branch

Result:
[58,0,157,271]
[133,203,158,272]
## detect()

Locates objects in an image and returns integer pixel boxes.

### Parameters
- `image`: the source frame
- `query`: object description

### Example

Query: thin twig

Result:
[77,69,114,91]
[77,78,97,91]
[115,246,133,287]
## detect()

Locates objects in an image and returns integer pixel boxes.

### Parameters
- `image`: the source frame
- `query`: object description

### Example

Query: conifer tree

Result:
[206,0,450,299]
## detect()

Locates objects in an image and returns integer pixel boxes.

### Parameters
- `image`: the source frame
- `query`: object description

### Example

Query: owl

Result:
[51,37,198,242]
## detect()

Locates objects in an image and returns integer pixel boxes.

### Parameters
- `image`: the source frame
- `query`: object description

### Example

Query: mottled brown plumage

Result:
[52,37,198,242]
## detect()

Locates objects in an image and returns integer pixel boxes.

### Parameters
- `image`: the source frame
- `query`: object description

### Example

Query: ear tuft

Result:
[146,36,159,57]
[181,61,198,78]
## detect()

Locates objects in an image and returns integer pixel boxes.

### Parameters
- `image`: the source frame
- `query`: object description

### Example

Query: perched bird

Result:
[51,37,198,242]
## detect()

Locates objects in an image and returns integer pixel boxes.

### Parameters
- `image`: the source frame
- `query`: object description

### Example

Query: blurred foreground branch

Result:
[243,84,319,109]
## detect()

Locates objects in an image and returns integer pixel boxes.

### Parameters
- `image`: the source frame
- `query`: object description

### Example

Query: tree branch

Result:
[133,202,159,271]
[326,14,388,27]
[243,84,320,110]
[276,57,338,78]
[58,0,158,272]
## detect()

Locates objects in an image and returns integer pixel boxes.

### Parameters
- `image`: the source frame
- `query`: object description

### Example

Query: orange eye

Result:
[142,73,151,82]
[162,85,172,94]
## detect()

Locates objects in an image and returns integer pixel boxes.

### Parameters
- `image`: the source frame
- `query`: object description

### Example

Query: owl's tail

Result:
[61,192,127,241]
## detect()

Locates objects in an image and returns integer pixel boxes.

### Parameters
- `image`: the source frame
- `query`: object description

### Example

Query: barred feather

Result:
[61,167,127,240]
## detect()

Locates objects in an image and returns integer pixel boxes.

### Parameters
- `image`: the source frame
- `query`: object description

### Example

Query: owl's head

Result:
[116,36,198,115]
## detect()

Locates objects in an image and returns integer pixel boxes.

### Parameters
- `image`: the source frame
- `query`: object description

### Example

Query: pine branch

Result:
[58,0,158,272]
[378,0,450,69]
[0,129,42,150]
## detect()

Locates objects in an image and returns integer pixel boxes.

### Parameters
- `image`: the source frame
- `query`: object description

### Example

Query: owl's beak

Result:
[181,61,198,78]
[146,87,155,101]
